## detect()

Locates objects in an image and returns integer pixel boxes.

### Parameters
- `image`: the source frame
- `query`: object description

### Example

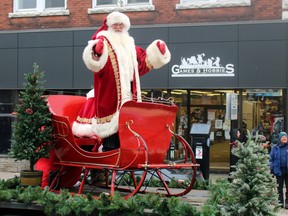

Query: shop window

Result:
[141,89,233,171]
[89,0,154,13]
[0,91,17,154]
[243,89,284,144]
[176,0,251,9]
[9,0,69,18]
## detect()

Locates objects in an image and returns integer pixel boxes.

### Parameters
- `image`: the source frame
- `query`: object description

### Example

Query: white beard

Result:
[107,29,137,104]
[108,29,131,48]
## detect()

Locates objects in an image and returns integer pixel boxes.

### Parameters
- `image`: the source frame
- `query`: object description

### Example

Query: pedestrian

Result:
[72,11,171,151]
[229,128,243,173]
[269,131,288,208]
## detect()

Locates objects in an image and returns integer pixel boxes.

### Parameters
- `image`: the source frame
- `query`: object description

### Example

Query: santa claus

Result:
[72,11,171,151]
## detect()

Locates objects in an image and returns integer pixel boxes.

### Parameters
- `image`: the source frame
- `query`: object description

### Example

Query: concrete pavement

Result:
[0,171,19,180]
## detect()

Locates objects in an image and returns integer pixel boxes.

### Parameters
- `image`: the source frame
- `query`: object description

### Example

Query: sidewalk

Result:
[0,171,19,180]
[0,171,287,215]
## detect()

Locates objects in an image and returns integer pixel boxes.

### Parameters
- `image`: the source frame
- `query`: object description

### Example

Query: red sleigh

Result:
[42,95,199,199]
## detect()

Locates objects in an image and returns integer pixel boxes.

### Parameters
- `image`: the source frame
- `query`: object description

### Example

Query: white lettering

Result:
[172,65,180,74]
[171,54,236,77]
[225,64,234,74]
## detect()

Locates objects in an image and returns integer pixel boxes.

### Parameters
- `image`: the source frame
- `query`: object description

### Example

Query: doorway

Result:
[190,105,230,172]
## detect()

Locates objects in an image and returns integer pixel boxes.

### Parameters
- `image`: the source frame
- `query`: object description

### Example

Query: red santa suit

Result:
[72,12,171,144]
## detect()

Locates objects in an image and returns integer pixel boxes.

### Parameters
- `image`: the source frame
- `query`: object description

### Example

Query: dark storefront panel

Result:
[0,33,17,48]
[17,31,75,89]
[239,23,286,41]
[74,30,95,46]
[168,25,238,43]
[0,49,18,89]
[0,33,18,89]
[168,42,238,89]
[239,40,286,88]
[140,65,170,89]
[130,27,169,45]
[18,47,74,89]
[18,31,73,48]
[73,46,94,89]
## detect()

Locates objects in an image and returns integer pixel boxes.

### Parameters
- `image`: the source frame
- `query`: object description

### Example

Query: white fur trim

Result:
[86,89,94,99]
[82,39,108,72]
[98,145,103,152]
[91,112,119,138]
[106,12,130,31]
[72,121,94,138]
[146,40,171,69]
[98,30,138,103]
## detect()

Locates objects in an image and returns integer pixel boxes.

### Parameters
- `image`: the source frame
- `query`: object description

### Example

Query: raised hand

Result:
[156,41,166,55]
[94,37,104,55]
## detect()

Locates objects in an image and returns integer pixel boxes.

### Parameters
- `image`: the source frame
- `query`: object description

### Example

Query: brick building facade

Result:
[0,0,287,31]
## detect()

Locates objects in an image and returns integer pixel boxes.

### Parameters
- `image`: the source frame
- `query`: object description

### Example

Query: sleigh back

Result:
[118,100,178,167]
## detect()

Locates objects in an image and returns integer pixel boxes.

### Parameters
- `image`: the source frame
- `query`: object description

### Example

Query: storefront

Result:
[0,21,287,172]
[142,88,285,171]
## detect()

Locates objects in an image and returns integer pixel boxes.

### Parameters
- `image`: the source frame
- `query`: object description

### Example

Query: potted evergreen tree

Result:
[9,63,53,186]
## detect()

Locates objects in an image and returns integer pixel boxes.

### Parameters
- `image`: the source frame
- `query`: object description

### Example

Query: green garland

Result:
[0,177,200,216]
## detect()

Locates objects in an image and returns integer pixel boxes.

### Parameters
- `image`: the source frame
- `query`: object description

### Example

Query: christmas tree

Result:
[9,63,53,172]
[221,131,279,215]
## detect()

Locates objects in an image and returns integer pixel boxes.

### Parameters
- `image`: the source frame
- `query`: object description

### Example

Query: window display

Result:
[244,89,284,144]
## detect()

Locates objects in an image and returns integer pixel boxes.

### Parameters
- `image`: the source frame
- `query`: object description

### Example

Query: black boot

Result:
[278,195,284,208]
[285,200,288,209]
[102,133,120,152]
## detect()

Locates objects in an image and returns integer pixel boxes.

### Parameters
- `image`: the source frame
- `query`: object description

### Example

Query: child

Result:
[269,131,288,208]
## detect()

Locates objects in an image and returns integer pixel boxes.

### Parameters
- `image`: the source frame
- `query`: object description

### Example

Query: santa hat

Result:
[91,18,107,40]
[106,11,130,30]
[91,11,130,40]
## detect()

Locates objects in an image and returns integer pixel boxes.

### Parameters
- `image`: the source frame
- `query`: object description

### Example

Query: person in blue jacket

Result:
[270,131,288,208]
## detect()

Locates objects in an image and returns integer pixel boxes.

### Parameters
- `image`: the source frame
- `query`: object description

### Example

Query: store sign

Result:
[171,53,235,77]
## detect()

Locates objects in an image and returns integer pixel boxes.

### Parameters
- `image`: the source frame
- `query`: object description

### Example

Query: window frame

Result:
[10,0,69,18]
[90,0,154,13]
[14,0,66,12]
[176,0,251,10]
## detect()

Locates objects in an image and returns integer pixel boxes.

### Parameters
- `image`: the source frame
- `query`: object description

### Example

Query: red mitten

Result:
[157,41,166,55]
[94,38,104,55]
